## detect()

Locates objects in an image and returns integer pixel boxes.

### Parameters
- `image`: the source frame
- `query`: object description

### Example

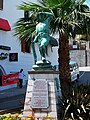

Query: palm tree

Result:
[14,0,90,97]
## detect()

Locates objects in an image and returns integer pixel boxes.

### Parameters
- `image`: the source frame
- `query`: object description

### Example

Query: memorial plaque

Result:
[31,79,48,108]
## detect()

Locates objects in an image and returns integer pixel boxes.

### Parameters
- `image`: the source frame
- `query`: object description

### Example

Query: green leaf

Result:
[81,104,86,113]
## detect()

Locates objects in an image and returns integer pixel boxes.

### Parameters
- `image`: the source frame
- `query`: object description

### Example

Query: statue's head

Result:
[37,12,54,22]
[37,12,46,22]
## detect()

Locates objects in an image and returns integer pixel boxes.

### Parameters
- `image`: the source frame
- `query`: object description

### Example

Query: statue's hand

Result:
[31,40,35,44]
[32,35,39,43]
[32,40,35,43]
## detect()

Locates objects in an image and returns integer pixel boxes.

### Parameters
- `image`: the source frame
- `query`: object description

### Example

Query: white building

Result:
[0,0,58,90]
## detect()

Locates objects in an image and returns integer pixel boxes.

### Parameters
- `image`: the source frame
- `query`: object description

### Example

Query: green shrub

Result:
[60,84,90,120]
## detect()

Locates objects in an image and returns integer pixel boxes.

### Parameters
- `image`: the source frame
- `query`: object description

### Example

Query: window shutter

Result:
[21,40,31,53]
[0,0,3,10]
[21,41,26,53]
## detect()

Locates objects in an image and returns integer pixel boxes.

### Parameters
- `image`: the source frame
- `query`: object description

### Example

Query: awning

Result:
[0,18,11,31]
[49,36,58,47]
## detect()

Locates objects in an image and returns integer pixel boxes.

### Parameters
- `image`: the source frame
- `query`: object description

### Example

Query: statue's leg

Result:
[39,45,46,61]
[39,38,49,61]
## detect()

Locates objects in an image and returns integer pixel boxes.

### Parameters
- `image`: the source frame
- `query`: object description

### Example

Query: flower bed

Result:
[0,113,34,120]
[0,114,56,120]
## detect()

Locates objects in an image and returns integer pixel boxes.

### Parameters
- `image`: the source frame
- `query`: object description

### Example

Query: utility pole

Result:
[85,43,87,66]
[85,17,89,66]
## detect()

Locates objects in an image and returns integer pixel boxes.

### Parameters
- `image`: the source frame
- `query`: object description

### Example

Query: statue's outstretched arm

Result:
[33,35,37,43]
[33,32,41,43]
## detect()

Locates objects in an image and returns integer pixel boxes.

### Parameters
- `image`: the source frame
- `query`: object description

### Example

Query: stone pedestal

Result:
[32,60,54,70]
[23,70,61,120]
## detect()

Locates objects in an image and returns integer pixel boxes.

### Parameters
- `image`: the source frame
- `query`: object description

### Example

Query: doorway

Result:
[0,65,6,85]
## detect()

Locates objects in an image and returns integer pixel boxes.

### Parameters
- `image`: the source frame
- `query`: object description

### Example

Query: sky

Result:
[84,0,90,7]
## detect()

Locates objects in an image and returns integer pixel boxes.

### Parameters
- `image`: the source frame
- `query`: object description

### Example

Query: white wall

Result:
[70,50,90,67]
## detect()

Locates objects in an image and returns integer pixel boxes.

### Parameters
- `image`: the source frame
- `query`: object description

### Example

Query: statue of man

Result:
[32,12,54,64]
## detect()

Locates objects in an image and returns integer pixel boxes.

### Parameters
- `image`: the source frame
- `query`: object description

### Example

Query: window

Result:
[21,11,31,53]
[21,40,31,53]
[9,53,18,62]
[24,11,29,18]
[0,0,3,10]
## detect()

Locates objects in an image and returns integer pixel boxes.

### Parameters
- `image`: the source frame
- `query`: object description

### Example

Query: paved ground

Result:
[0,85,27,114]
[0,85,27,99]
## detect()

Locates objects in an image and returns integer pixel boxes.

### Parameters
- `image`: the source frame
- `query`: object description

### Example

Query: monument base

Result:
[32,60,54,70]
[23,70,61,120]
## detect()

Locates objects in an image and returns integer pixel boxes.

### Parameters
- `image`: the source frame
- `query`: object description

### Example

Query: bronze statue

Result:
[32,12,54,64]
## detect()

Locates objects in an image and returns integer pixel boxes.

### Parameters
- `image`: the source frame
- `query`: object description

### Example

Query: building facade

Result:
[0,0,58,90]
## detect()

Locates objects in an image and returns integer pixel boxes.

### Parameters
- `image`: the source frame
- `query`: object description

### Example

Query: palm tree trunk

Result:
[58,31,72,98]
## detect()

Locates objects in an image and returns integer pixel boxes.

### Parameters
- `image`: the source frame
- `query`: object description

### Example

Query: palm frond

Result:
[14,17,36,42]
[17,2,43,11]
[14,0,90,42]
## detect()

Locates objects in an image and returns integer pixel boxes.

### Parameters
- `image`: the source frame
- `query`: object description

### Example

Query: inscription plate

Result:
[31,79,48,108]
